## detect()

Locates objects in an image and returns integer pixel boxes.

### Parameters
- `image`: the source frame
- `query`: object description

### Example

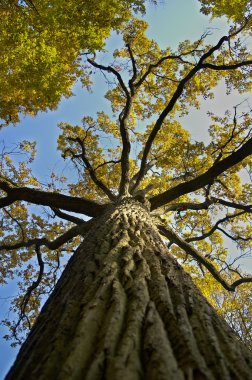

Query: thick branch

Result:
[87,58,132,196]
[126,43,138,94]
[118,104,132,196]
[232,277,252,288]
[0,195,14,208]
[0,181,105,217]
[150,136,252,210]
[158,224,252,291]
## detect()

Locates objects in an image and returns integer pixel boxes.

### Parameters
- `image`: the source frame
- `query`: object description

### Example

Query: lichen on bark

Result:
[6,198,252,380]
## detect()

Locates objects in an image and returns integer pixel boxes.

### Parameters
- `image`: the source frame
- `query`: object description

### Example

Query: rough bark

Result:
[6,198,252,380]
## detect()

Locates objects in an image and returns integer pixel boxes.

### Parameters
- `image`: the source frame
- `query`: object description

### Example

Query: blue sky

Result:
[0,1,251,378]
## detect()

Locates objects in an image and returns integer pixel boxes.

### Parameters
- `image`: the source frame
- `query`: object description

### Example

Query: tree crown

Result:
[0,0,252,348]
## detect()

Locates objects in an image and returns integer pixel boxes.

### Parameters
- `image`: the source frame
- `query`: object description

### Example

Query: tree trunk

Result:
[6,198,252,380]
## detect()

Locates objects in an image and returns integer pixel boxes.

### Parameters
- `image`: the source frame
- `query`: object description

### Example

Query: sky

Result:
[0,1,251,378]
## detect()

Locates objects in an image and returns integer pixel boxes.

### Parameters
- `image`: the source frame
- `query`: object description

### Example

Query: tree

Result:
[1,5,252,380]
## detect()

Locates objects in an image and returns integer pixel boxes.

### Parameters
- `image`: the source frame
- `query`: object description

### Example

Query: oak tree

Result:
[1,5,252,380]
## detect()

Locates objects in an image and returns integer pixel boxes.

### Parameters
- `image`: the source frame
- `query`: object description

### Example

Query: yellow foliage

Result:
[0,0,145,124]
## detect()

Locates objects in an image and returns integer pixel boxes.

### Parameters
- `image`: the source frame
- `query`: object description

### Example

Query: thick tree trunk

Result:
[6,198,252,380]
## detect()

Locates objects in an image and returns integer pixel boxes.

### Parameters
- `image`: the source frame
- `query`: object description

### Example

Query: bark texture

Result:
[6,198,252,380]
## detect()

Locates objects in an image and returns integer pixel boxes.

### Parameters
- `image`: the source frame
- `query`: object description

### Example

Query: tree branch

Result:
[202,61,252,71]
[129,159,156,193]
[232,277,252,288]
[158,224,252,291]
[87,58,130,98]
[134,36,208,90]
[0,181,105,217]
[2,218,96,339]
[0,195,15,208]
[13,245,44,340]
[211,197,252,212]
[164,199,212,212]
[185,211,246,243]
[149,136,252,210]
[126,43,138,94]
[94,159,121,171]
[51,208,85,225]
[0,219,94,252]
[68,137,116,201]
[217,226,252,242]
[132,23,251,192]
[3,208,26,240]
[87,58,132,196]
[20,245,44,316]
